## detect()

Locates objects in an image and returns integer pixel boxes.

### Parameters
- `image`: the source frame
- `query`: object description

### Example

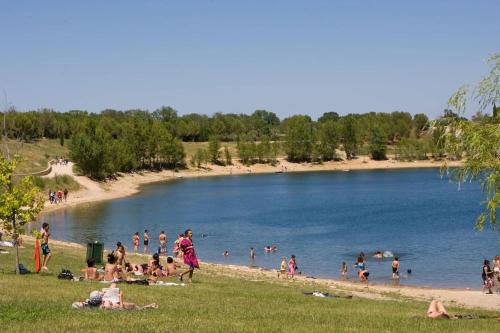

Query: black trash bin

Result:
[86,241,104,264]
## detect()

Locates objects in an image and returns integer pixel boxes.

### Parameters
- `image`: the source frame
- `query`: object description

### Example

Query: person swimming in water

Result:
[373,250,383,259]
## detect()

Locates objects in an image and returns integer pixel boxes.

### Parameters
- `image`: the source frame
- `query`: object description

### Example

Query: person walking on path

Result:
[143,230,149,254]
[178,229,199,283]
[63,188,68,202]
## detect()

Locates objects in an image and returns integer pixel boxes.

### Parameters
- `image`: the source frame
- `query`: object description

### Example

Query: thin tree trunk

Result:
[13,214,20,274]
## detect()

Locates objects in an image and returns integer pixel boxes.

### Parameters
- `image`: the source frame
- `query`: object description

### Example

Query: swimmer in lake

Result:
[373,250,383,259]
[223,250,229,256]
[264,246,272,253]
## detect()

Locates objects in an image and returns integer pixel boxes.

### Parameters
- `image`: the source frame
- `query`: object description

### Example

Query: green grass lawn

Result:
[1,138,70,174]
[0,241,498,332]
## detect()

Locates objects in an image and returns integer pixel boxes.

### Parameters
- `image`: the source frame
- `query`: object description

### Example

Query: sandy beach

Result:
[42,156,461,213]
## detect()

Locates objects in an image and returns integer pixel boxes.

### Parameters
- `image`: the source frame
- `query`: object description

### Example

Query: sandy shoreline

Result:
[12,234,499,311]
[41,156,461,213]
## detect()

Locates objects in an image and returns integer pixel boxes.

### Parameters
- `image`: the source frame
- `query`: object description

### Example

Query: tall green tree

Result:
[283,115,313,162]
[341,116,359,160]
[369,126,387,160]
[0,156,44,274]
[208,136,221,164]
[413,113,429,137]
[315,120,340,161]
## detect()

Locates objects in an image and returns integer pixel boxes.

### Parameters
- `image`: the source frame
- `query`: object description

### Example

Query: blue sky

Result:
[0,0,498,119]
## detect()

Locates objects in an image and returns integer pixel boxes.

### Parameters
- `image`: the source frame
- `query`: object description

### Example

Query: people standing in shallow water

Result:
[354,256,369,282]
[340,262,348,280]
[133,232,139,253]
[249,247,255,260]
[143,230,149,254]
[392,257,400,279]
[178,229,199,283]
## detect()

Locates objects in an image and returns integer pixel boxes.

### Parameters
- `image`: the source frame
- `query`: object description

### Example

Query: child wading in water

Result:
[143,230,149,254]
[392,257,400,279]
[341,261,348,280]
[278,257,287,278]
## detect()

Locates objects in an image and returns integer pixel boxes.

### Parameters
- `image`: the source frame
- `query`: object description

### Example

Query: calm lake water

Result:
[38,169,499,288]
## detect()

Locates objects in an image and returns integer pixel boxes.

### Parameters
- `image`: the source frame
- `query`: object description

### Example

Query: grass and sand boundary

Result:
[0,239,499,332]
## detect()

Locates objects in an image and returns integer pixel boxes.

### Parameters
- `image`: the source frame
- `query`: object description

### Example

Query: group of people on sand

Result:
[48,188,68,204]
[82,228,200,284]
[482,255,500,294]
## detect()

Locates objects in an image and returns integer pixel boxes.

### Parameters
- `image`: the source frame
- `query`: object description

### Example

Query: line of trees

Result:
[4,106,469,177]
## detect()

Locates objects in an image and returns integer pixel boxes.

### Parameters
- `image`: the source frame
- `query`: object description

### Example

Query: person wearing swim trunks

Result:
[143,229,149,254]
[392,257,400,279]
[40,223,51,271]
[159,230,167,256]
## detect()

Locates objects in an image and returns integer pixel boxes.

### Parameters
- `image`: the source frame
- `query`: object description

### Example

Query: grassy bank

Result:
[33,174,81,192]
[1,138,70,174]
[0,241,498,332]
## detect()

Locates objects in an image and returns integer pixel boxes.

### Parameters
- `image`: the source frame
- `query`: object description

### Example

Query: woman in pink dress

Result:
[178,229,199,282]
[288,255,297,278]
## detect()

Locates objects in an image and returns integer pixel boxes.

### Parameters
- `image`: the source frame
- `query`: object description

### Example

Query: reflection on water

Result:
[39,169,499,288]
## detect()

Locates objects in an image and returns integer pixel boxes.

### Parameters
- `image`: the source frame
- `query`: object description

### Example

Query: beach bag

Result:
[88,291,103,306]
[17,263,30,275]
[58,269,74,280]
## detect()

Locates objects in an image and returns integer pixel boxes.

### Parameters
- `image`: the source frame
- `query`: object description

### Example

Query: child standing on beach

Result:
[392,257,400,279]
[278,257,287,278]
[341,261,348,280]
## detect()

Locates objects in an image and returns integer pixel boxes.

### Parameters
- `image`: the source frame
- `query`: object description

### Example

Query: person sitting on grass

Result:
[164,256,180,276]
[147,253,161,275]
[125,262,144,275]
[103,253,120,282]
[82,258,101,281]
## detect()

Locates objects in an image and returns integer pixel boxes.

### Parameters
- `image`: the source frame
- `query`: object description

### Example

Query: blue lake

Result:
[39,168,499,288]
